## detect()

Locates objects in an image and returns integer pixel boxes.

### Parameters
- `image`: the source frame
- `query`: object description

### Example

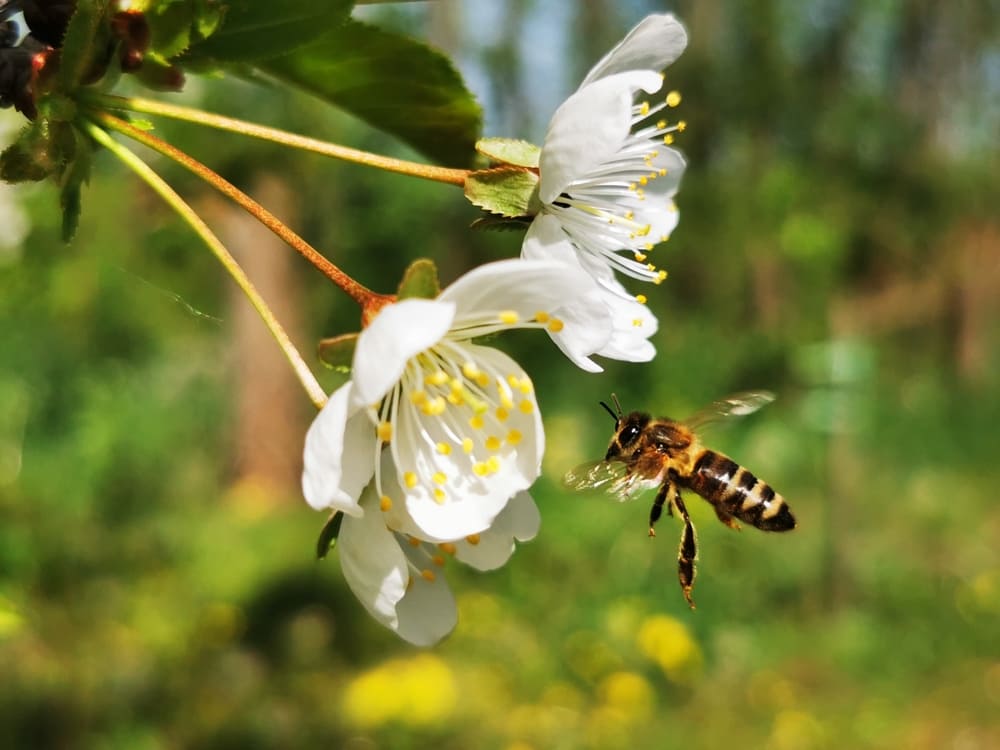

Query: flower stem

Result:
[89,109,394,321]
[82,119,329,411]
[91,94,471,186]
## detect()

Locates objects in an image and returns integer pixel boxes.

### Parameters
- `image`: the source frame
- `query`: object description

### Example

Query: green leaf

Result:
[316,511,344,560]
[397,259,440,300]
[1,120,75,183]
[317,332,358,372]
[464,167,540,218]
[141,0,225,61]
[59,129,93,242]
[184,0,354,63]
[58,0,114,90]
[470,216,532,232]
[258,19,482,167]
[476,138,541,168]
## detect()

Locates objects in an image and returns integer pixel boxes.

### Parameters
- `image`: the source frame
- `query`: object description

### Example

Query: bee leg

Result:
[714,507,741,531]
[673,488,698,609]
[648,482,671,537]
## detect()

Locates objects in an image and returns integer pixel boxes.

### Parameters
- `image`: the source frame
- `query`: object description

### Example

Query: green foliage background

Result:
[1,1,998,748]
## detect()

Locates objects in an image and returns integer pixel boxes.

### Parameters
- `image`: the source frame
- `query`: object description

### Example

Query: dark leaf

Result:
[316,511,344,560]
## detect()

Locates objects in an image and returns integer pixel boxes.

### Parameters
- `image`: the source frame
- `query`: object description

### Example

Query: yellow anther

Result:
[486,456,501,473]
[498,310,519,324]
[639,176,648,186]
[404,472,418,489]
[639,101,650,116]
[421,569,436,582]
[436,442,452,455]
[519,400,535,414]
[647,263,656,271]
[427,371,449,386]
[485,436,502,452]
[629,183,637,191]
[438,542,457,555]
[447,392,462,405]
[409,389,428,405]
[632,318,643,327]
[625,210,635,220]
[507,374,520,387]
[644,242,655,250]
[518,377,533,394]
[432,471,447,485]
[462,437,474,454]
[421,397,446,416]
[469,415,485,430]
[666,90,682,107]
[462,361,481,379]
[500,394,515,410]
[506,429,523,446]
[377,421,392,442]
[432,554,446,567]
[657,270,668,284]
[380,495,393,512]
[547,319,565,333]
[433,488,446,504]
[656,119,667,130]
[408,536,421,547]
[677,120,687,132]
[534,311,550,324]
[636,294,648,304]
[635,252,647,262]
[473,462,489,477]
[475,373,490,388]
[664,134,675,145]
[466,534,481,546]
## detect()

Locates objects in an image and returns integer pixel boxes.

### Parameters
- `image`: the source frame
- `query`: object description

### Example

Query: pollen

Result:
[432,471,447,485]
[380,495,393,512]
[469,414,485,430]
[377,421,393,442]
[677,120,687,132]
[408,536,422,547]
[507,374,520,388]
[498,310,519,324]
[518,377,533,394]
[462,361,481,379]
[485,436,502,452]
[438,542,457,555]
[432,554,446,567]
[462,437,474,453]
[404,471,418,489]
[634,252,647,262]
[639,175,648,186]
[421,569,437,582]
[664,134,675,145]
[656,119,667,130]
[409,389,428,405]
[519,399,535,414]
[534,311,550,324]
[433,488,446,504]
[495,406,509,422]
[466,533,481,546]
[666,90,682,107]
[547,318,565,333]
[636,294,648,304]
[506,429,522,446]
[436,442,452,455]
[656,270,668,284]
[639,101,650,116]
[475,372,491,388]
[473,462,489,477]
[486,456,502,473]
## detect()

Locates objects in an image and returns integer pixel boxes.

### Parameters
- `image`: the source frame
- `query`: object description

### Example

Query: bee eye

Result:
[622,425,641,444]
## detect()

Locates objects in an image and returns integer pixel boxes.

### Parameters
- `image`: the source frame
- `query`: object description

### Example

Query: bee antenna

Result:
[599,394,623,422]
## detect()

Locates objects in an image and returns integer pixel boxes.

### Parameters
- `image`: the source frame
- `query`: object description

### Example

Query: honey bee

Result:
[564,391,796,608]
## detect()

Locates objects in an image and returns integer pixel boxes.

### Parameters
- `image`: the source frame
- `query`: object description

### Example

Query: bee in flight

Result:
[563,391,796,608]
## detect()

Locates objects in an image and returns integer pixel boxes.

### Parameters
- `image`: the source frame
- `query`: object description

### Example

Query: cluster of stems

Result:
[81,94,471,409]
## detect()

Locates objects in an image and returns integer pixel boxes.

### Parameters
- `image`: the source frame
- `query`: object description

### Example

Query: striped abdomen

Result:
[684,450,796,532]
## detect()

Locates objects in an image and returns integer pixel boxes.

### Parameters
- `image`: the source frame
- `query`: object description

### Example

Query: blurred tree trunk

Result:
[206,175,309,505]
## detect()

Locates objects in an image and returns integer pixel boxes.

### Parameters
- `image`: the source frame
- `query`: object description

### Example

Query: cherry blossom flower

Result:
[522,13,689,362]
[302,258,611,544]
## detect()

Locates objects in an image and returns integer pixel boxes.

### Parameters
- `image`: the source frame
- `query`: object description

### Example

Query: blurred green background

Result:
[2,1,998,748]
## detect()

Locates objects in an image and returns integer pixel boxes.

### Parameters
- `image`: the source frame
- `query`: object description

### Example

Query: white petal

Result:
[455,491,541,571]
[302,382,376,514]
[338,490,408,631]
[581,14,688,86]
[540,70,664,203]
[351,298,455,406]
[595,280,659,362]
[394,567,458,647]
[399,345,544,541]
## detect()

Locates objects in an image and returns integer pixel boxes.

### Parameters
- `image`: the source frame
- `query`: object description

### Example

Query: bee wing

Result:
[563,460,648,503]
[685,390,775,431]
